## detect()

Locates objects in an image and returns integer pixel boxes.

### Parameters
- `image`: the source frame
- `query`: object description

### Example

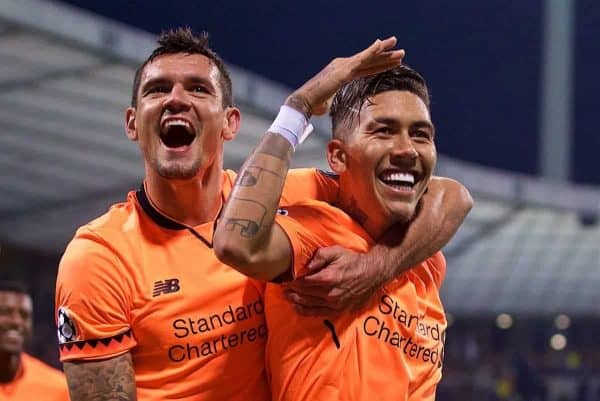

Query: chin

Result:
[388,204,417,223]
[156,161,201,179]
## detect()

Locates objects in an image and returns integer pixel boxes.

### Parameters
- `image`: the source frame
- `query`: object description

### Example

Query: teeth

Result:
[380,172,414,184]
[164,119,191,129]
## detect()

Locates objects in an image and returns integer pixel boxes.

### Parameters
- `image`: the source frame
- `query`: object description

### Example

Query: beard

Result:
[154,158,202,179]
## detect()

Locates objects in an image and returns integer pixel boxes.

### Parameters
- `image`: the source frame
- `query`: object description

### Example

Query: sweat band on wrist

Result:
[268,105,314,148]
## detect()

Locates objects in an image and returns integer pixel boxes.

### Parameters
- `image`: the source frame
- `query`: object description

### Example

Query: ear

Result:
[222,106,241,141]
[125,107,138,141]
[326,139,347,174]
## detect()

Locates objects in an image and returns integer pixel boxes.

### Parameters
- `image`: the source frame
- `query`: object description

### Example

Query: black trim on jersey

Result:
[59,329,133,352]
[317,169,339,180]
[136,184,212,247]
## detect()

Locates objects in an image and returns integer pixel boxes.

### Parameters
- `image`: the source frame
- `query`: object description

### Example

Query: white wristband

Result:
[268,105,314,148]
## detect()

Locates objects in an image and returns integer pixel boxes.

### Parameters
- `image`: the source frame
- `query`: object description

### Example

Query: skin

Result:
[214,38,471,314]
[328,90,437,240]
[125,53,240,226]
[214,37,413,278]
[65,52,239,401]
[0,291,32,383]
[284,176,471,314]
[64,37,473,400]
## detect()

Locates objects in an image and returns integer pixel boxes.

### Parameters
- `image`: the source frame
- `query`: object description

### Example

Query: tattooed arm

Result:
[64,353,136,401]
[214,133,295,280]
[214,37,405,280]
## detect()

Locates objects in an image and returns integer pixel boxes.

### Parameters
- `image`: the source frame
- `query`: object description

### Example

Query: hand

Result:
[285,37,405,118]
[283,245,388,316]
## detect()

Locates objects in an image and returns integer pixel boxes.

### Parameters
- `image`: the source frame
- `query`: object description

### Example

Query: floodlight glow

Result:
[496,313,513,329]
[550,333,567,351]
[554,314,571,330]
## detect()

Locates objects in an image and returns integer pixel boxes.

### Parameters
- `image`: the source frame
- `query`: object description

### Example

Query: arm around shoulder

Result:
[427,176,474,225]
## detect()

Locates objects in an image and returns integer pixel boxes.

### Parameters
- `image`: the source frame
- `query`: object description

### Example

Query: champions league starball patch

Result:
[57,307,78,344]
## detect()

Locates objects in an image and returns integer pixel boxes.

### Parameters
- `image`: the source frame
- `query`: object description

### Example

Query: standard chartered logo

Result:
[363,294,446,368]
[167,298,267,362]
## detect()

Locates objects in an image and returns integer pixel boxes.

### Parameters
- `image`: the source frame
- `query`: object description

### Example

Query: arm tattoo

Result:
[238,166,285,187]
[223,198,268,237]
[64,352,137,401]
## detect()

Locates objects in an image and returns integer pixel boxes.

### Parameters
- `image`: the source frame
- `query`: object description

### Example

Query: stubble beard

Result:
[154,158,202,179]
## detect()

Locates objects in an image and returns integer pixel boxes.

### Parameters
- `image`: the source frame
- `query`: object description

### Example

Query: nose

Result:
[1,310,23,329]
[389,133,418,165]
[164,84,191,112]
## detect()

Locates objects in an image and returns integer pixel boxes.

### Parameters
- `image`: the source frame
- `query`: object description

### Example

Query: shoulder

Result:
[281,168,339,205]
[286,168,339,187]
[22,353,67,386]
[63,191,141,259]
[82,191,141,240]
[423,251,447,288]
[279,200,372,249]
[58,192,141,289]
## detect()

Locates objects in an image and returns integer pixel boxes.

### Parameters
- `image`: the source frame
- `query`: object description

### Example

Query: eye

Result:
[192,86,208,93]
[412,129,432,141]
[145,86,170,95]
[373,126,391,136]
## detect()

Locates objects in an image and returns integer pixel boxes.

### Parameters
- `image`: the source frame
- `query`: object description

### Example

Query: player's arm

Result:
[214,132,295,280]
[284,176,472,314]
[64,353,136,401]
[214,37,405,280]
[56,233,138,399]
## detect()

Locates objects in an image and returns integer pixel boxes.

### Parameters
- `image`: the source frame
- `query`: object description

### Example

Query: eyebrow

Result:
[412,120,436,135]
[369,117,435,130]
[140,76,216,94]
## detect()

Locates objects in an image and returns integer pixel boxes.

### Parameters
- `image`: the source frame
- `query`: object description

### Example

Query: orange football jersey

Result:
[267,200,447,401]
[56,169,337,401]
[0,353,69,401]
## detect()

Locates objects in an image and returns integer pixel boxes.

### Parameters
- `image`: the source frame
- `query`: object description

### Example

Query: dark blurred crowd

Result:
[438,318,600,401]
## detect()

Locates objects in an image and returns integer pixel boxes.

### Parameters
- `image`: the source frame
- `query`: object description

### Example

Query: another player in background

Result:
[214,39,455,400]
[56,28,471,401]
[0,280,69,401]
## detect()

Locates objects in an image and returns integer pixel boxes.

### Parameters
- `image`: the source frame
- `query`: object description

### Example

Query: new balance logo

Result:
[152,279,181,297]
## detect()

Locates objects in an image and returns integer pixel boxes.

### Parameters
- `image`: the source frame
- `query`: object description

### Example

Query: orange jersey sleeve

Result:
[275,200,372,278]
[280,169,339,206]
[425,250,446,289]
[225,168,339,206]
[56,228,136,361]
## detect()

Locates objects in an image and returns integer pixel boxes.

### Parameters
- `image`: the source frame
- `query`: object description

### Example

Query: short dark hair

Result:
[0,280,29,295]
[329,65,430,138]
[131,27,233,108]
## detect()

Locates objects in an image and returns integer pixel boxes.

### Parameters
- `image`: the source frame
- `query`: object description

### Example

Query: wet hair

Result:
[329,65,430,138]
[131,27,233,107]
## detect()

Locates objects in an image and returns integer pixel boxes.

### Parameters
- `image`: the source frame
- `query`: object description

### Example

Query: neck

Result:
[145,163,223,227]
[337,188,391,240]
[0,352,21,383]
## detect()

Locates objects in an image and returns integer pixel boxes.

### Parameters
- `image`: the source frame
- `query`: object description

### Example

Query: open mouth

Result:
[378,171,417,191]
[160,119,195,149]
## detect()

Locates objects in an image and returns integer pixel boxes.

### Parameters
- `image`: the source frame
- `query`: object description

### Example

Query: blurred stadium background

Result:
[0,0,598,400]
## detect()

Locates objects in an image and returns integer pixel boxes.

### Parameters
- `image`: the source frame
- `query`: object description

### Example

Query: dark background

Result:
[59,0,599,185]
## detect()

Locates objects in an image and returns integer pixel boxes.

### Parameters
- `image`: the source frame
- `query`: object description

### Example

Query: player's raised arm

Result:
[213,37,405,281]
